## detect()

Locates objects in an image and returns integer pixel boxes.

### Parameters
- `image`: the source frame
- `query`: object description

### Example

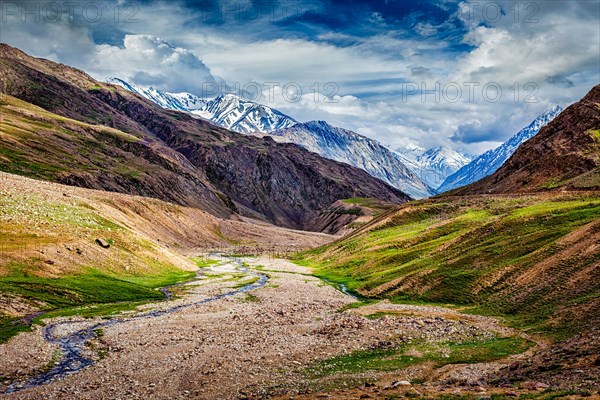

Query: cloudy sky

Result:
[1,0,599,154]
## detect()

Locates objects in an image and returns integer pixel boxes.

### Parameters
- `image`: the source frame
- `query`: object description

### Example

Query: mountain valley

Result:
[0,42,598,400]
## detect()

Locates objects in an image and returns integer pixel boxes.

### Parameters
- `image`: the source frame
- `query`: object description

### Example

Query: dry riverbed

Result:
[0,256,541,399]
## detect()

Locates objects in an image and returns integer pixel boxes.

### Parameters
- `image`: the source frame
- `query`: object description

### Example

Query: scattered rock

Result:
[44,260,55,265]
[532,382,549,389]
[523,382,550,390]
[405,388,422,397]
[392,380,411,387]
[95,238,110,248]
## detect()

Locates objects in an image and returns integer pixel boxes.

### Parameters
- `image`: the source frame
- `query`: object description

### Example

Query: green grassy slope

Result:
[297,194,600,339]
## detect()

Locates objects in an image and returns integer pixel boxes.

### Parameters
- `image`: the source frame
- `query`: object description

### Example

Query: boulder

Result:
[95,238,111,248]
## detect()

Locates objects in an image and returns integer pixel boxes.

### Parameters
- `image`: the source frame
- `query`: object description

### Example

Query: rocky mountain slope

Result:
[266,121,434,199]
[454,86,599,194]
[438,106,563,192]
[0,93,231,217]
[0,43,409,230]
[304,197,397,235]
[395,145,472,189]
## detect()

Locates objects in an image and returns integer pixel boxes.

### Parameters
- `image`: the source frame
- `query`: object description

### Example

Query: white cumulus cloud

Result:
[91,35,221,93]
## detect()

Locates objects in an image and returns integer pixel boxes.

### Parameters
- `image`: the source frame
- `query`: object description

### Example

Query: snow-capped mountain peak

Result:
[106,78,295,134]
[394,145,473,189]
[437,106,564,193]
[191,94,297,133]
[105,77,206,111]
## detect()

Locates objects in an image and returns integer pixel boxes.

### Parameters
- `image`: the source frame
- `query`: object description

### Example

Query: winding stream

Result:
[5,256,268,394]
[321,278,357,299]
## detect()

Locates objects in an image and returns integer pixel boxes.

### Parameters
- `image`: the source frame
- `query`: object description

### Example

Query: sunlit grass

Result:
[297,195,600,338]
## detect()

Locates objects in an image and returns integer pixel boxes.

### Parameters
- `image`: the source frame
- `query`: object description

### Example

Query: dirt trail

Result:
[0,256,535,399]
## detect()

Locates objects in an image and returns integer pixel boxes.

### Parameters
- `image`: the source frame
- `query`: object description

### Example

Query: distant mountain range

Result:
[106,78,435,198]
[438,106,563,193]
[395,145,473,189]
[105,77,567,198]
